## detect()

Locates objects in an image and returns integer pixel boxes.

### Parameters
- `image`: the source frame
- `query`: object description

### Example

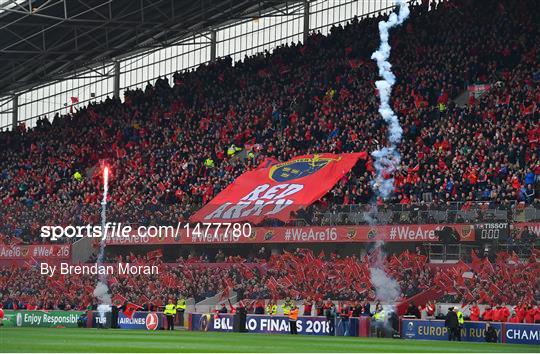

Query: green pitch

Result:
[0,328,536,353]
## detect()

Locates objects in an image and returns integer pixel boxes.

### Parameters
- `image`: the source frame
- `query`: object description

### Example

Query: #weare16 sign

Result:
[191,153,366,224]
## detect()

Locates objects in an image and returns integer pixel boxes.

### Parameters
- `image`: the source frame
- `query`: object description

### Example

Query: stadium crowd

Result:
[1,248,538,318]
[0,0,538,244]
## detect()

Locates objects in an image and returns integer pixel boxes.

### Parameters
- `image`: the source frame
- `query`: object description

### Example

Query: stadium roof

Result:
[0,0,303,96]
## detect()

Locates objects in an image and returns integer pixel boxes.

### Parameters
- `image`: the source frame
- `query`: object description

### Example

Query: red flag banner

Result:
[453,260,470,273]
[84,285,94,294]
[489,283,501,295]
[482,257,495,273]
[127,276,137,288]
[479,290,492,304]
[112,294,127,306]
[219,277,234,300]
[190,153,367,224]
[470,250,482,272]
[146,249,163,260]
[139,294,150,304]
[266,276,279,295]
[219,286,231,301]
[277,276,293,289]
[148,282,157,292]
[123,302,141,319]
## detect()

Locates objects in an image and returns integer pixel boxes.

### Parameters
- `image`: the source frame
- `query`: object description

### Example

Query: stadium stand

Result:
[1,248,538,318]
[0,0,538,320]
[0,0,538,243]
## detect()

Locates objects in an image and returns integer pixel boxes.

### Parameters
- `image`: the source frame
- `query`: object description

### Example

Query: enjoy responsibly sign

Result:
[2,310,83,327]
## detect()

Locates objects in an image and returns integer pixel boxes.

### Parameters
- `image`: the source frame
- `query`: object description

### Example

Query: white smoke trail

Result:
[370,0,410,200]
[368,240,401,305]
[367,0,409,319]
[94,166,111,320]
[369,268,400,304]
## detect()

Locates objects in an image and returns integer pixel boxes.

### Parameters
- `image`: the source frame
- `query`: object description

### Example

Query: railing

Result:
[426,244,476,262]
[425,242,537,263]
[288,202,539,226]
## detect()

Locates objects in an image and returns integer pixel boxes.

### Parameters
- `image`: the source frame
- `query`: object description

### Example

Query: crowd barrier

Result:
[187,313,538,345]
[401,319,539,345]
[2,310,83,328]
[188,313,371,336]
[3,309,537,345]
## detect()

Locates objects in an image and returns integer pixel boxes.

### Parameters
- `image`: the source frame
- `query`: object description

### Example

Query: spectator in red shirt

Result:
[425,301,436,318]
[498,304,510,322]
[492,305,501,322]
[469,302,480,321]
[315,298,324,316]
[514,302,526,323]
[524,305,536,323]
[534,307,540,324]
[303,296,313,316]
[482,306,493,321]
[508,312,520,323]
